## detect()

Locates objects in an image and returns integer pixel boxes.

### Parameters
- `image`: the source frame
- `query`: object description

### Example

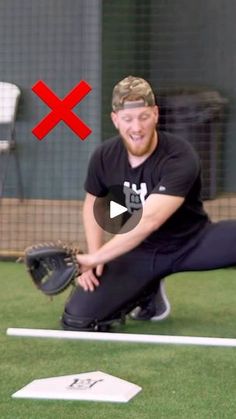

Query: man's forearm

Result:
[86,194,184,267]
[83,199,104,252]
[79,193,184,269]
[91,215,154,266]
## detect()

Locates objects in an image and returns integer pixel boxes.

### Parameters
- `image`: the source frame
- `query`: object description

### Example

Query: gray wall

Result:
[0,0,101,199]
[149,0,236,192]
[1,0,236,197]
[102,0,151,139]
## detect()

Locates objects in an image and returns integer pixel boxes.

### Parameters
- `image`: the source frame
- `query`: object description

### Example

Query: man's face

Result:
[111,104,159,157]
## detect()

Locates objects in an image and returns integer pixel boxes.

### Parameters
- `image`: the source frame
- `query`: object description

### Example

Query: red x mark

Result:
[32,80,92,141]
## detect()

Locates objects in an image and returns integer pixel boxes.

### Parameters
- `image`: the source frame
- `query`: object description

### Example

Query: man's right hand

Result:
[76,265,104,292]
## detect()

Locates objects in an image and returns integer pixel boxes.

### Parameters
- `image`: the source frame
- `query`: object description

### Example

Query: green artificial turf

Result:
[1,261,236,419]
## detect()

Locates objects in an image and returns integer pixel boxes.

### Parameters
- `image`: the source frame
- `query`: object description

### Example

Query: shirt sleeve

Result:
[151,143,200,197]
[84,147,108,197]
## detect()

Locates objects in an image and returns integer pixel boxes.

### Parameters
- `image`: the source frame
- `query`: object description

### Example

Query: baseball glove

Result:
[24,241,81,296]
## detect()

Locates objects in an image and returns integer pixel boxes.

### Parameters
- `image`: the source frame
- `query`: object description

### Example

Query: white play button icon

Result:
[110,201,128,219]
[93,184,143,234]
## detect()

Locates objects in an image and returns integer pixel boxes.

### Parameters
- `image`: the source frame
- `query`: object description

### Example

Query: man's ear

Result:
[111,111,118,129]
[154,105,159,124]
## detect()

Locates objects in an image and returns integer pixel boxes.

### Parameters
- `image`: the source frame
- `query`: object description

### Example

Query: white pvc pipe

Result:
[6,328,236,348]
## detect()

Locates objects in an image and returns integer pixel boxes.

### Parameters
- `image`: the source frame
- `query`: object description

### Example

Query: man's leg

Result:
[61,244,172,330]
[130,219,236,321]
[173,220,236,271]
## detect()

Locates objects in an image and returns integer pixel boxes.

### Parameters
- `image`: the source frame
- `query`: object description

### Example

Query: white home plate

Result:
[12,371,142,403]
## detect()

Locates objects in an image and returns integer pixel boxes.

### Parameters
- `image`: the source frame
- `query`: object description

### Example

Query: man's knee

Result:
[60,279,158,332]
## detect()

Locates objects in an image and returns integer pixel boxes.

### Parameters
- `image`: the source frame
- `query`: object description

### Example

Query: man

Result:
[61,76,236,331]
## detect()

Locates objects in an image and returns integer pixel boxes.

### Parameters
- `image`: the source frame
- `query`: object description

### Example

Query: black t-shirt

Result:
[84,131,209,252]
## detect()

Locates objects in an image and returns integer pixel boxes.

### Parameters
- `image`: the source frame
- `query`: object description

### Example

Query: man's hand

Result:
[76,262,104,292]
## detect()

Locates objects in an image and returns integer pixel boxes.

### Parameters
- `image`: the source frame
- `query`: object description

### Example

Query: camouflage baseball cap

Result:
[112,76,155,112]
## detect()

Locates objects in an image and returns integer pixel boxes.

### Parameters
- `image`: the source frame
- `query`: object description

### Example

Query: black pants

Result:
[63,220,236,328]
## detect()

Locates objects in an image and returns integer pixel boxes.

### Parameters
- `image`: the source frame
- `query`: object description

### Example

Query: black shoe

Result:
[130,279,171,321]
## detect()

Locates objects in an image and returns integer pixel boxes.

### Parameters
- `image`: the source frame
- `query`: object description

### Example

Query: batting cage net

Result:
[0,0,235,258]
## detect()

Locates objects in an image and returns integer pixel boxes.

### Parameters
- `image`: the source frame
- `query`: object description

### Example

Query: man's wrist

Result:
[90,251,100,267]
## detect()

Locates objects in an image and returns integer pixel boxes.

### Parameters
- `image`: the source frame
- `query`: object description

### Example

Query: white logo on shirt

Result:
[158,185,166,192]
[123,181,148,212]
